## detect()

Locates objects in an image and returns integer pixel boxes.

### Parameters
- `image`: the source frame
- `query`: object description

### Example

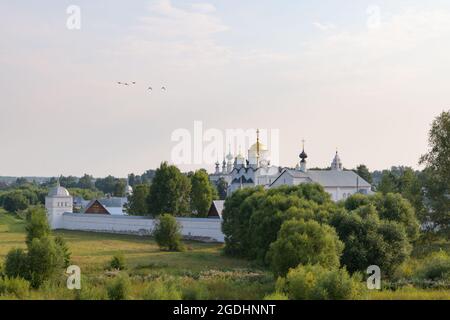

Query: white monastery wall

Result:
[60,213,224,243]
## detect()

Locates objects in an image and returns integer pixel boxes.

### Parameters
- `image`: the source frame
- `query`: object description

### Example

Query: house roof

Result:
[208,200,225,219]
[270,169,371,188]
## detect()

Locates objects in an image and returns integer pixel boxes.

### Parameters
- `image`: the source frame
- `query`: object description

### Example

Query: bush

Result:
[2,191,29,212]
[180,278,209,300]
[0,277,30,299]
[55,236,71,268]
[277,264,364,300]
[415,251,450,284]
[330,208,411,276]
[153,214,184,251]
[263,292,289,300]
[3,248,29,279]
[266,219,344,276]
[142,279,182,300]
[107,274,131,300]
[109,253,126,270]
[27,236,65,288]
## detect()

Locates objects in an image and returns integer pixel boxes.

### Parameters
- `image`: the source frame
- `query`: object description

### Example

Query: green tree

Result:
[190,169,215,217]
[2,191,29,212]
[113,179,126,197]
[95,175,118,194]
[215,178,228,200]
[355,164,373,184]
[153,214,184,251]
[330,207,411,276]
[419,110,450,233]
[127,184,150,215]
[25,207,51,246]
[77,174,95,190]
[3,248,29,279]
[147,162,191,216]
[267,219,344,276]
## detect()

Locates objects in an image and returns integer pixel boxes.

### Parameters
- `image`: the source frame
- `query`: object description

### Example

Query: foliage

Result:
[222,184,336,261]
[107,274,131,300]
[355,164,373,184]
[0,277,30,299]
[55,236,71,268]
[263,292,289,300]
[153,214,184,251]
[147,162,191,216]
[330,207,412,277]
[109,253,127,270]
[25,207,51,246]
[27,236,65,288]
[215,178,229,200]
[267,219,344,276]
[414,251,450,283]
[190,169,216,217]
[277,264,364,300]
[3,248,29,279]
[1,191,29,212]
[127,184,149,215]
[142,279,182,300]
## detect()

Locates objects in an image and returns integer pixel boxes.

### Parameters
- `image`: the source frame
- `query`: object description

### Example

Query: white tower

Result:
[331,150,343,171]
[45,181,73,229]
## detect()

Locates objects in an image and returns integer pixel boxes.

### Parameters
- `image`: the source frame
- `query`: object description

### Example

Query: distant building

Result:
[207,200,225,219]
[209,131,372,202]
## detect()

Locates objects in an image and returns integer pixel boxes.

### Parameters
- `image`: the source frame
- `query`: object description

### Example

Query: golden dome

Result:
[249,142,268,152]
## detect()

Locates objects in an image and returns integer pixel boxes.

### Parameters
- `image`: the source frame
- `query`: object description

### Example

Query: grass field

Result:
[1,210,449,300]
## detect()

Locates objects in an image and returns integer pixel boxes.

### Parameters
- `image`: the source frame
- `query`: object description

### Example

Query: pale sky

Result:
[0,0,449,177]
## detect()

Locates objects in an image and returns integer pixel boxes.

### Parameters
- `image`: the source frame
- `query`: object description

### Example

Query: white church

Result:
[209,130,372,202]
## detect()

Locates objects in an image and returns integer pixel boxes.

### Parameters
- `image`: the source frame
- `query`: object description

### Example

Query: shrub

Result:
[180,278,209,300]
[266,219,344,276]
[27,236,65,288]
[0,277,30,299]
[3,248,29,279]
[330,209,411,276]
[415,251,450,284]
[153,214,184,251]
[2,191,29,212]
[142,279,182,300]
[263,292,289,300]
[107,274,131,300]
[55,236,71,268]
[109,253,126,270]
[277,264,364,300]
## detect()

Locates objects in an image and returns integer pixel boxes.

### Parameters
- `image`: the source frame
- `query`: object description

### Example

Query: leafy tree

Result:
[153,214,184,251]
[113,179,126,197]
[27,236,65,288]
[355,164,373,184]
[190,169,215,217]
[419,110,450,233]
[77,174,95,190]
[25,207,51,246]
[377,170,398,194]
[59,176,78,188]
[95,175,118,194]
[215,178,228,200]
[127,184,150,215]
[147,162,191,216]
[2,191,29,212]
[3,249,29,279]
[55,236,71,268]
[267,219,344,276]
[330,207,411,277]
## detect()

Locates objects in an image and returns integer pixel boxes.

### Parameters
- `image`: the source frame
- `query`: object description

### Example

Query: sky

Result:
[0,0,449,177]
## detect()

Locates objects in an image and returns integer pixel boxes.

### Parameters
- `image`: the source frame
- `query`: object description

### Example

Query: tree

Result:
[77,174,95,190]
[377,170,398,194]
[355,164,373,184]
[215,178,228,200]
[1,191,29,212]
[25,207,51,246]
[113,179,126,197]
[153,214,184,251]
[3,248,29,279]
[127,184,150,215]
[419,110,450,233]
[267,219,344,276]
[330,207,411,276]
[95,175,118,194]
[146,162,191,216]
[190,169,215,217]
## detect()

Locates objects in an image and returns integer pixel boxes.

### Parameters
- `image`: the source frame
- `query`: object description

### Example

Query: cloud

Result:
[313,22,336,31]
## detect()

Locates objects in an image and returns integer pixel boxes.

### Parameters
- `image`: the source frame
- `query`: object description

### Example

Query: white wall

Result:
[60,213,224,243]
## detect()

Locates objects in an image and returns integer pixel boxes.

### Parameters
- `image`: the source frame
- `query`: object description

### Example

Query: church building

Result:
[210,131,372,202]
